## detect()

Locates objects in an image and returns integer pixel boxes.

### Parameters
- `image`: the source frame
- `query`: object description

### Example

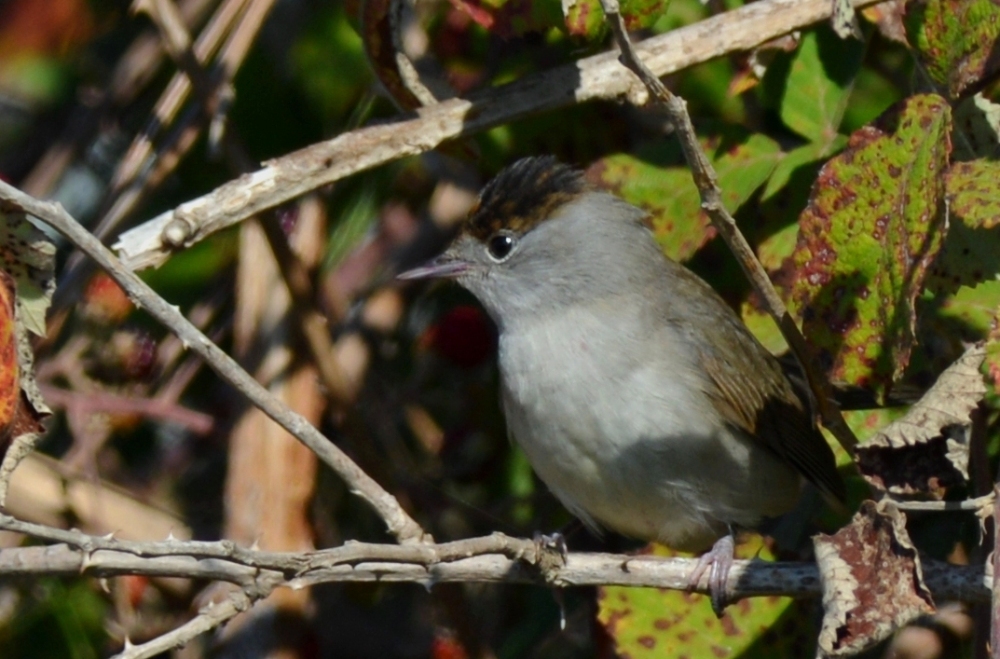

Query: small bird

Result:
[399,157,845,613]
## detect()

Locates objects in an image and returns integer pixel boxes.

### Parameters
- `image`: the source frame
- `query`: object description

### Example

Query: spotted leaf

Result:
[904,0,1000,98]
[597,538,812,659]
[787,94,951,402]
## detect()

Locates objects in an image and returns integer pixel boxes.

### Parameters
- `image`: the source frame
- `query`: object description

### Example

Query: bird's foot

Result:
[687,534,734,618]
[532,531,568,581]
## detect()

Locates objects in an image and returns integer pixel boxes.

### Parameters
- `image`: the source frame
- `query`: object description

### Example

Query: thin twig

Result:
[888,493,995,513]
[39,385,214,435]
[597,0,858,454]
[48,0,249,316]
[132,0,225,110]
[114,0,884,270]
[102,0,271,231]
[111,0,248,194]
[990,407,1000,659]
[0,182,429,545]
[115,589,258,659]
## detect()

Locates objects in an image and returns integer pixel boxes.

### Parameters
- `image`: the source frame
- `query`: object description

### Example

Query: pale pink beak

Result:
[397,255,470,280]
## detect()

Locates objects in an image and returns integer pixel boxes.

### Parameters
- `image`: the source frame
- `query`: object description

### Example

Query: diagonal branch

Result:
[0,181,429,545]
[598,0,858,454]
[113,0,884,271]
[115,589,258,659]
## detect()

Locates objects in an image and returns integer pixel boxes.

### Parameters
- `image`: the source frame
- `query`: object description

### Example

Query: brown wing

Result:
[699,338,846,503]
[661,265,846,503]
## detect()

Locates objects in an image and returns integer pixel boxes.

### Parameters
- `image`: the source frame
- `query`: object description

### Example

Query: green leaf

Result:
[562,0,670,39]
[930,280,1000,338]
[741,302,788,355]
[946,159,1000,230]
[621,0,672,30]
[563,0,605,39]
[905,0,1000,98]
[927,160,1000,293]
[598,538,812,658]
[762,136,847,201]
[779,27,865,142]
[839,62,907,134]
[591,128,781,261]
[291,4,371,124]
[788,94,951,400]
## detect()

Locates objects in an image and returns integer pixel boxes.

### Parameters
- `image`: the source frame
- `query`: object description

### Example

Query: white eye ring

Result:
[486,232,517,262]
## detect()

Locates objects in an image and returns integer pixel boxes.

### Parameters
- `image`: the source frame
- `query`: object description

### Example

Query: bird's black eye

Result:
[486,233,515,261]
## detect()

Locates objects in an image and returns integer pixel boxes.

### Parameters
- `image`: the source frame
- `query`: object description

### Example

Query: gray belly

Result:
[498,314,802,550]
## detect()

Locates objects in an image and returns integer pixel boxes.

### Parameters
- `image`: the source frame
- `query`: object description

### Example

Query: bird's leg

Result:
[532,531,568,581]
[687,533,735,618]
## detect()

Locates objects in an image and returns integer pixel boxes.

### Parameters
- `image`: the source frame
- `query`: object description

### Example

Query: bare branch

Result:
[0,181,429,545]
[1,512,987,654]
[597,0,859,454]
[991,428,1000,659]
[113,590,255,659]
[114,0,883,270]
[109,0,248,208]
[40,385,214,435]
[888,493,995,512]
[0,535,986,603]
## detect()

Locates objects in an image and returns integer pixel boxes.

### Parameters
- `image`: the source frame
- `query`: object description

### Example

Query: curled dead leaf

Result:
[856,344,986,495]
[0,211,51,486]
[814,500,934,657]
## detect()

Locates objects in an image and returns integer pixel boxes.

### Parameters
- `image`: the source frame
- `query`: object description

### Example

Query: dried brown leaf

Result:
[814,500,934,657]
[856,344,986,495]
[861,0,907,44]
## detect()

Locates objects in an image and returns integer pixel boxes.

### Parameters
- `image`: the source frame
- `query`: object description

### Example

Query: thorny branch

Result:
[117,592,253,659]
[597,0,859,454]
[0,516,988,603]
[0,180,429,545]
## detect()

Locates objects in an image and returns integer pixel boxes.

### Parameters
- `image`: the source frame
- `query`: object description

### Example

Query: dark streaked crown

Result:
[463,157,590,241]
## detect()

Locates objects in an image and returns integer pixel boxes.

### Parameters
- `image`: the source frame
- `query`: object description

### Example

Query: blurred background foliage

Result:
[0,0,995,657]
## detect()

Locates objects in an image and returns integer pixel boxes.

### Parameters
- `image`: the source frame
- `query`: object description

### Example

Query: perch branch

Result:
[0,528,986,602]
[0,513,988,656]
